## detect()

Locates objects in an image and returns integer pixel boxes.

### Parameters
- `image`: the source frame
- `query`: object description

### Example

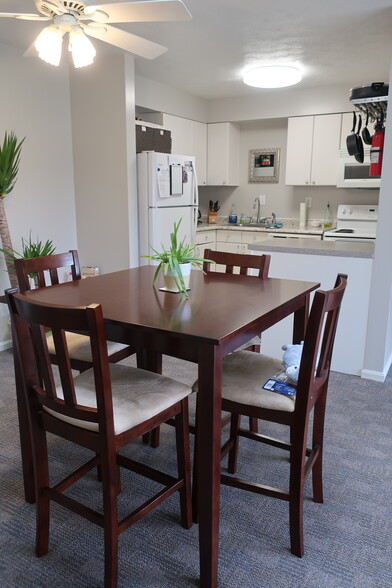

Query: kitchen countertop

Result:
[197,220,326,236]
[249,238,374,258]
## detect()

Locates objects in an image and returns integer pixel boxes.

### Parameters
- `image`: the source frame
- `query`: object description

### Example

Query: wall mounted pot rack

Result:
[349,82,388,122]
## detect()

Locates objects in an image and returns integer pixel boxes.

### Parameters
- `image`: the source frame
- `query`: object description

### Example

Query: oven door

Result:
[323,235,376,243]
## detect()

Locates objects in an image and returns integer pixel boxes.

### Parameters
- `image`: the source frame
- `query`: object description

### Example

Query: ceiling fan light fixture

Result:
[34,25,64,67]
[243,65,302,89]
[69,27,96,68]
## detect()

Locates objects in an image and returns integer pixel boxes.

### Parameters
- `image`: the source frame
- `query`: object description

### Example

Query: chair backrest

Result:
[6,289,114,435]
[14,250,81,291]
[296,273,348,413]
[203,248,271,278]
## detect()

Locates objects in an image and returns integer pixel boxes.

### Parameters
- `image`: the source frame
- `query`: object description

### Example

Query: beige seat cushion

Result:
[45,364,191,435]
[193,350,295,413]
[47,331,128,362]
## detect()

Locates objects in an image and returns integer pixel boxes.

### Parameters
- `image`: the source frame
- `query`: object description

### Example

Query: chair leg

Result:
[289,425,306,558]
[248,417,258,433]
[150,426,160,448]
[227,413,241,474]
[142,431,151,444]
[101,451,119,588]
[312,397,326,504]
[35,428,50,557]
[175,398,192,529]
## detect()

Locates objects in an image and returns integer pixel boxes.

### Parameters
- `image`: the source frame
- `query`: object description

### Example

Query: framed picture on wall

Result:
[249,148,280,183]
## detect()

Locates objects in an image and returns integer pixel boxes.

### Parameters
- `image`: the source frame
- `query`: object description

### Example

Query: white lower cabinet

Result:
[195,230,216,265]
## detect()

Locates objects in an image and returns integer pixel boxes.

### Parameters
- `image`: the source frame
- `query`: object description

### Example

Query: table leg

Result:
[292,294,310,343]
[197,344,222,588]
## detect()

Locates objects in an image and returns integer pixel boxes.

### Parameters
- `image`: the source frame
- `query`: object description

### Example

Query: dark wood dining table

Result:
[17,265,319,587]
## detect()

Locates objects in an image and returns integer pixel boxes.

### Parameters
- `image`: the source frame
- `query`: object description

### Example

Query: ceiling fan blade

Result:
[85,24,167,59]
[35,0,65,16]
[85,1,192,24]
[0,13,50,21]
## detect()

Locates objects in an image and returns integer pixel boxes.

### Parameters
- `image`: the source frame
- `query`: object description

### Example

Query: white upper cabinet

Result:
[193,120,207,186]
[285,114,341,186]
[207,122,240,186]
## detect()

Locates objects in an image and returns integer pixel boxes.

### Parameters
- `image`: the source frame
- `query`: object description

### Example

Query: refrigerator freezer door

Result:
[140,207,197,263]
[137,151,197,208]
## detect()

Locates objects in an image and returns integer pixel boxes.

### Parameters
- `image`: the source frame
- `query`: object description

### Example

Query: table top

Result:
[23,266,319,351]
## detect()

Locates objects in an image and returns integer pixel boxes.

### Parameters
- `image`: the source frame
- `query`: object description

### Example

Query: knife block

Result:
[208,211,218,224]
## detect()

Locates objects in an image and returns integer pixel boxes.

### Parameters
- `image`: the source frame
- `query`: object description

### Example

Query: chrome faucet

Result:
[253,196,263,223]
[271,212,276,225]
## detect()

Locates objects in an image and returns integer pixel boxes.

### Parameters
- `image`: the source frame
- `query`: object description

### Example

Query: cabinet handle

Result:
[305,180,309,184]
[312,180,315,185]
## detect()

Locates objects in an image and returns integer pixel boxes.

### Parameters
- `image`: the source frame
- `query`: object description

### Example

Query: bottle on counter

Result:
[229,203,238,224]
[324,202,332,228]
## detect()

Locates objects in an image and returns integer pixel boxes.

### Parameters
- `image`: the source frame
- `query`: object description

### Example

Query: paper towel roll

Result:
[299,202,307,228]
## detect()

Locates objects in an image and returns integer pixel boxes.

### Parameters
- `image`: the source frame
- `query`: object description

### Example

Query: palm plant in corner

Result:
[143,218,207,299]
[0,131,25,288]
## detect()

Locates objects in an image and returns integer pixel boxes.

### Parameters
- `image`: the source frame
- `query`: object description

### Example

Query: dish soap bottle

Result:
[324,202,332,229]
[229,203,237,224]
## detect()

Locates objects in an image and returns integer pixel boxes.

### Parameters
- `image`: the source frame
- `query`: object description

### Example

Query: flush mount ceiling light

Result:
[243,65,302,89]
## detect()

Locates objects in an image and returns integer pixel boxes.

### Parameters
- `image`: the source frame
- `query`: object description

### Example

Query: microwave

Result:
[337,149,381,189]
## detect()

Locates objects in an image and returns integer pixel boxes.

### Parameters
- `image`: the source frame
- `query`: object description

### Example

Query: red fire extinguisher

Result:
[370,120,385,177]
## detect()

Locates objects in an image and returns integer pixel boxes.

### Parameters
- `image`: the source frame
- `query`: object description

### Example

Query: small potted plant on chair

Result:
[143,218,207,298]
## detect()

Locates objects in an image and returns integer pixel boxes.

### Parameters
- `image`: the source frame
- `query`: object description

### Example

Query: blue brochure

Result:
[262,378,296,397]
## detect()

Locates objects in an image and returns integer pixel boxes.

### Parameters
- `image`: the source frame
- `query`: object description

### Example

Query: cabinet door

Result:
[207,123,240,186]
[285,116,313,185]
[162,114,193,156]
[193,121,207,186]
[311,114,341,185]
[215,241,242,254]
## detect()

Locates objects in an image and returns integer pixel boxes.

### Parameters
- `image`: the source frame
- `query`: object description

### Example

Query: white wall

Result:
[0,43,76,349]
[70,54,138,272]
[198,119,379,222]
[135,74,208,122]
[363,60,392,381]
[206,83,354,123]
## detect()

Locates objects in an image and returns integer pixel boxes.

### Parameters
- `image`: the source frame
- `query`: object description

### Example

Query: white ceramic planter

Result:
[163,262,191,292]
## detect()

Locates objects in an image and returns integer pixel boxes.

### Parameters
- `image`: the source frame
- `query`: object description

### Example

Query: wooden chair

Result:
[6,290,192,588]
[149,249,272,449]
[194,273,347,557]
[203,248,271,353]
[14,250,134,372]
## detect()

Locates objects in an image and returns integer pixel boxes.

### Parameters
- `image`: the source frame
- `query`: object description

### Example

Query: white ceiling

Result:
[1,0,392,100]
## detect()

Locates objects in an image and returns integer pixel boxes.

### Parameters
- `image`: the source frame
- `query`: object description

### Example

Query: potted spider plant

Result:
[143,218,207,298]
[0,232,56,287]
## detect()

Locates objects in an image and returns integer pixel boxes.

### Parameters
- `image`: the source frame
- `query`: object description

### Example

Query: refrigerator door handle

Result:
[192,165,199,207]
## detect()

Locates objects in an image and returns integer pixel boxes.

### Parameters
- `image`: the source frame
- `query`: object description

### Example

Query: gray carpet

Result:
[1,347,392,588]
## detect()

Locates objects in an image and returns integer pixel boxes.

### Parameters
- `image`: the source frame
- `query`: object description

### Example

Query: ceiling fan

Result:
[0,1,192,67]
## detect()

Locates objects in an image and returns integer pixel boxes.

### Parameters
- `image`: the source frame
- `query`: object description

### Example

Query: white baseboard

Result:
[361,349,392,382]
[0,339,12,352]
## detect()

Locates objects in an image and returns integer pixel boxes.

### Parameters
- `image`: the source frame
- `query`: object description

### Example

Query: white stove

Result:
[323,204,378,243]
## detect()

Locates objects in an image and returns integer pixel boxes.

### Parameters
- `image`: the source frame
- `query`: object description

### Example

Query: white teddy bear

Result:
[281,342,303,385]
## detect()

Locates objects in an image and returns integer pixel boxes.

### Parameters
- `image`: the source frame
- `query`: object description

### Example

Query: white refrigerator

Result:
[137,151,198,265]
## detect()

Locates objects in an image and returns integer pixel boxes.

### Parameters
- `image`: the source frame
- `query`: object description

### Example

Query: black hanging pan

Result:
[346,111,360,155]
[354,114,364,163]
[362,107,372,145]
